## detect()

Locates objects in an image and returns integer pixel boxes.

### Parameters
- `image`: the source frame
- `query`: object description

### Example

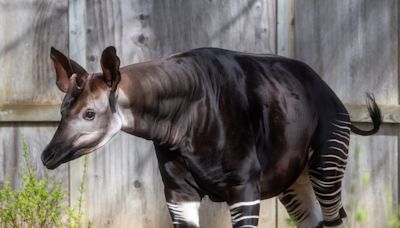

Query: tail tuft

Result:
[350,93,382,136]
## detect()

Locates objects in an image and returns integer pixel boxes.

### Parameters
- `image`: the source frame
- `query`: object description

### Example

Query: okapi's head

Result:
[42,46,122,169]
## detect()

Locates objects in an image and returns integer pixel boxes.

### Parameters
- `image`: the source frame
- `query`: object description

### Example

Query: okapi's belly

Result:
[257,100,318,199]
[259,155,309,199]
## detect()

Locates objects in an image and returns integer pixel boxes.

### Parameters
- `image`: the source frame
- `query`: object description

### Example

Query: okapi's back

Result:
[166,48,328,197]
[167,47,348,118]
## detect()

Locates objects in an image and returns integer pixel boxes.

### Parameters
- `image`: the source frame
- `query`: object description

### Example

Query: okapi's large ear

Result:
[100,46,121,113]
[100,46,121,92]
[50,47,88,92]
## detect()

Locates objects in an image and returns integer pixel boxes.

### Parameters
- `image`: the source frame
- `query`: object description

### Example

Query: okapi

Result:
[41,46,381,228]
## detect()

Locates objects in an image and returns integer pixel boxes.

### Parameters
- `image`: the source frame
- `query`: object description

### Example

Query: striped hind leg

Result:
[309,118,350,227]
[279,165,323,228]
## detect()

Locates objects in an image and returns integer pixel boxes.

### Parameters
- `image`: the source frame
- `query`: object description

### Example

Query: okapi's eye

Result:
[83,109,96,120]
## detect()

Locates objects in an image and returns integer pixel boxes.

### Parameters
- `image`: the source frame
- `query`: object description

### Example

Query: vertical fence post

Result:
[68,0,87,210]
[276,0,295,227]
[277,0,295,58]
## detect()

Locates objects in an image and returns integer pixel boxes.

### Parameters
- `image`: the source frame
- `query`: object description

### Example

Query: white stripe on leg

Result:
[232,215,259,223]
[167,201,200,227]
[229,200,260,226]
[229,200,261,210]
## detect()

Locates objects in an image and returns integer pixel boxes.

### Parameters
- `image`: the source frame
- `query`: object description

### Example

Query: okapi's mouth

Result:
[41,147,86,170]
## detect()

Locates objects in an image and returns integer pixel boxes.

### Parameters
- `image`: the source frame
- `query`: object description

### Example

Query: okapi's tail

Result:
[350,93,382,136]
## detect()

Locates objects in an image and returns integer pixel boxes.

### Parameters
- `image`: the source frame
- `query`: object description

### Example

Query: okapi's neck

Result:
[116,59,202,150]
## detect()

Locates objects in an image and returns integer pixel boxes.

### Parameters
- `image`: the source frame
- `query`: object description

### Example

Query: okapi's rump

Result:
[42,47,381,228]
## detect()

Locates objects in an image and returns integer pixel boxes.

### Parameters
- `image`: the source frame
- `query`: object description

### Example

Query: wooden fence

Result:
[0,0,398,227]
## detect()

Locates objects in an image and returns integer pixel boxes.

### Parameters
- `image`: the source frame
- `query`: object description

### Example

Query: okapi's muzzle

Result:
[41,123,87,169]
[41,142,80,170]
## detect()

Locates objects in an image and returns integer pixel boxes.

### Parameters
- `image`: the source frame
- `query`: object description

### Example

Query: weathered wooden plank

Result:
[294,0,398,105]
[343,124,398,227]
[277,0,294,57]
[294,0,399,226]
[0,0,68,105]
[68,0,88,213]
[0,0,70,220]
[69,0,87,66]
[84,0,276,73]
[0,104,60,122]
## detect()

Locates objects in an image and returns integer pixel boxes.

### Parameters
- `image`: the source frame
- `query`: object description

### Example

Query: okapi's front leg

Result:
[227,182,261,227]
[154,144,202,228]
[225,145,262,228]
[165,189,201,228]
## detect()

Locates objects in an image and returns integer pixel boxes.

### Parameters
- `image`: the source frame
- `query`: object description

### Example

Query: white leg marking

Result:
[231,212,243,220]
[239,225,258,228]
[167,201,200,227]
[321,155,347,163]
[332,131,350,141]
[232,215,259,223]
[315,188,341,197]
[310,177,342,188]
[316,166,345,172]
[229,200,260,210]
[331,123,350,130]
[324,161,346,168]
[328,146,347,156]
[328,139,349,149]
[335,120,350,125]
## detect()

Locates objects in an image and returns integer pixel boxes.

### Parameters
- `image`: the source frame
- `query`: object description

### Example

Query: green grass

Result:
[0,139,90,228]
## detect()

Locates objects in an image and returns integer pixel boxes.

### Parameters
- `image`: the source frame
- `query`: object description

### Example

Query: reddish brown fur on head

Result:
[42,47,123,169]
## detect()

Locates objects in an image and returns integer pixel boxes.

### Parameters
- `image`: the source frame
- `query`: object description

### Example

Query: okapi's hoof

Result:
[339,207,347,218]
[323,218,344,227]
[315,221,324,228]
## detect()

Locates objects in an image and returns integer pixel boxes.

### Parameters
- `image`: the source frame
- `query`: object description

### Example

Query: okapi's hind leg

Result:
[309,115,350,227]
[279,164,323,228]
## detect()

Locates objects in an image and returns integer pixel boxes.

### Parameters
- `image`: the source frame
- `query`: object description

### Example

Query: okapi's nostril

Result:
[41,148,56,165]
[41,152,46,164]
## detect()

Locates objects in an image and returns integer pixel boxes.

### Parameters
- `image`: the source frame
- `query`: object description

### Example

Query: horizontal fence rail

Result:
[0,104,399,123]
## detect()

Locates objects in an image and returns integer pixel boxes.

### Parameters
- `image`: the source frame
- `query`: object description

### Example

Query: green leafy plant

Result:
[385,189,400,228]
[346,144,369,228]
[65,155,91,228]
[0,139,90,227]
[285,215,297,227]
